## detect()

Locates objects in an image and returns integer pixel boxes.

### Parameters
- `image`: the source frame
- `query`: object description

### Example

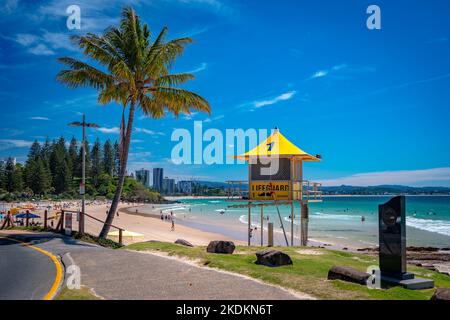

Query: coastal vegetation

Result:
[56,7,210,238]
[0,137,161,203]
[56,286,101,300]
[125,241,450,300]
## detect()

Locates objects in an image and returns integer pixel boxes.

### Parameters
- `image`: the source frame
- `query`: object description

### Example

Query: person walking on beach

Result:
[171,219,175,231]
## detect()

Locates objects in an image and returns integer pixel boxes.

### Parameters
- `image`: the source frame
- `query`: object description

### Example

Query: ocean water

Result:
[145,196,450,248]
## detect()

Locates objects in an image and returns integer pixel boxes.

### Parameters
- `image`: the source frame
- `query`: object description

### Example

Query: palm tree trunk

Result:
[99,101,136,239]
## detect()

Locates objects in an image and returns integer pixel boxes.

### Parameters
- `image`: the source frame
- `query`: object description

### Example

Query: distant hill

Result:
[321,185,450,195]
[193,181,450,195]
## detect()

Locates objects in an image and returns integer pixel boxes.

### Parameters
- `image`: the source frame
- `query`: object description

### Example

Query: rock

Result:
[342,247,348,251]
[255,250,293,267]
[406,246,440,252]
[407,253,450,261]
[206,241,235,254]
[430,288,450,300]
[175,239,194,247]
[327,265,370,285]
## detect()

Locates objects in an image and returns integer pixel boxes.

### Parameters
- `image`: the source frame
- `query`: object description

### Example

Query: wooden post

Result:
[248,202,251,246]
[248,161,252,247]
[119,228,123,245]
[290,157,294,247]
[260,206,264,246]
[1,211,11,229]
[60,210,65,234]
[301,203,309,246]
[78,210,83,234]
[44,210,48,229]
[268,222,273,247]
[291,202,294,246]
[25,210,29,227]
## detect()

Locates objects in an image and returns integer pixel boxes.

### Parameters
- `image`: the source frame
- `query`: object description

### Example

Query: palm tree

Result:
[57,7,210,239]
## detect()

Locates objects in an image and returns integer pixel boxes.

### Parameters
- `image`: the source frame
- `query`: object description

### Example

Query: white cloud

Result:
[203,114,224,123]
[186,62,208,74]
[41,31,77,51]
[12,31,76,56]
[135,127,165,136]
[311,70,328,79]
[0,139,34,150]
[2,128,24,136]
[318,167,450,187]
[183,112,198,120]
[254,91,297,108]
[15,33,38,46]
[309,64,375,80]
[96,127,120,134]
[29,116,50,121]
[0,0,18,14]
[129,151,152,161]
[28,44,55,56]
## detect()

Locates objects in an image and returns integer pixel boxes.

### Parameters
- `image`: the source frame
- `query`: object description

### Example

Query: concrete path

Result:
[0,231,309,300]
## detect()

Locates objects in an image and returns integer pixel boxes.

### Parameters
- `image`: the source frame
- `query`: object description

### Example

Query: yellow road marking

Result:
[0,236,63,300]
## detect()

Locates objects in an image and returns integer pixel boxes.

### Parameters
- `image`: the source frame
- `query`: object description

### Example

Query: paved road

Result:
[0,237,56,300]
[0,231,310,300]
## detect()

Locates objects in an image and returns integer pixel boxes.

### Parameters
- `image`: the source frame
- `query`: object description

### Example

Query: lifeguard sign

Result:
[235,128,321,202]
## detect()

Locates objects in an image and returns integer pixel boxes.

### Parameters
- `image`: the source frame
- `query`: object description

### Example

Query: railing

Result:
[56,209,125,245]
[301,180,323,202]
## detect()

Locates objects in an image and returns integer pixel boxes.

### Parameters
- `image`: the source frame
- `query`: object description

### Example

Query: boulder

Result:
[175,239,194,247]
[255,250,293,267]
[206,241,235,254]
[430,288,450,300]
[327,265,370,285]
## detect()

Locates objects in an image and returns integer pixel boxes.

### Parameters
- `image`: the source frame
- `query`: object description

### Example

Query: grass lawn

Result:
[124,242,450,300]
[55,286,101,300]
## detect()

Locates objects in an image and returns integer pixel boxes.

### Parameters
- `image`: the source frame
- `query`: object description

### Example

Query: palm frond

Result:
[56,58,113,89]
[154,73,195,87]
[146,86,211,117]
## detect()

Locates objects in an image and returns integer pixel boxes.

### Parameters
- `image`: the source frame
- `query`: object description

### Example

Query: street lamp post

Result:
[69,115,99,235]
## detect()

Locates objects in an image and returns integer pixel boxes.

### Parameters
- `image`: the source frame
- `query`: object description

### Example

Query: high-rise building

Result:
[177,180,193,195]
[162,177,175,195]
[153,168,164,192]
[135,169,150,187]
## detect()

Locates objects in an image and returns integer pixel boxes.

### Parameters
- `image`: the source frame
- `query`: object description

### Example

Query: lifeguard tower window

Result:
[250,158,291,181]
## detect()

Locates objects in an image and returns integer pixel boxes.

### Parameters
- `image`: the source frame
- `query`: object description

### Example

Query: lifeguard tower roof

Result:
[235,129,320,162]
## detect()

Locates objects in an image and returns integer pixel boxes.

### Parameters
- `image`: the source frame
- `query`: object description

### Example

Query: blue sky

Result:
[1,0,450,186]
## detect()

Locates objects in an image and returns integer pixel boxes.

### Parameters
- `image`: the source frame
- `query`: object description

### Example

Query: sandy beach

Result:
[0,201,241,246]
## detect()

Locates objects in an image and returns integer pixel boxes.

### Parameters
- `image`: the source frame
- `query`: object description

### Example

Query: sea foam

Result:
[406,217,450,236]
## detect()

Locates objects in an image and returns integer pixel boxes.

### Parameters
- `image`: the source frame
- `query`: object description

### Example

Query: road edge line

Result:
[1,236,64,300]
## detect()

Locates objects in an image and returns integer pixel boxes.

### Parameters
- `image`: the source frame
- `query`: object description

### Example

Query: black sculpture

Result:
[378,196,434,289]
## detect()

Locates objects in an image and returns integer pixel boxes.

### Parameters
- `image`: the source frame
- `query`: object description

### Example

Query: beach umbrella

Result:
[15,213,40,219]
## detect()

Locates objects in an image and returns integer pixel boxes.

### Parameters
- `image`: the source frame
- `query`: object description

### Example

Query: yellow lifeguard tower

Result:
[228,128,322,246]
